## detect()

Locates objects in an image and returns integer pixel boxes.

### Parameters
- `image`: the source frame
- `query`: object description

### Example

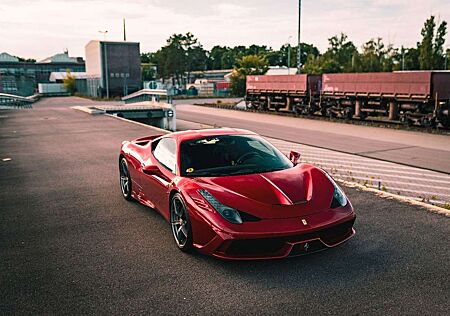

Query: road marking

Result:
[266,136,450,209]
[99,114,450,211]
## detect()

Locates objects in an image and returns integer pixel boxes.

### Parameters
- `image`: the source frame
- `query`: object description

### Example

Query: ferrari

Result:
[119,128,355,260]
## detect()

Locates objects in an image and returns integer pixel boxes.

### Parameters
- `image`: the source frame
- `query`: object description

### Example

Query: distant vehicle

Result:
[245,71,450,128]
[119,128,356,260]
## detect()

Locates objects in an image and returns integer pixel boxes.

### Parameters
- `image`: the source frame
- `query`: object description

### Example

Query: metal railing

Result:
[0,93,38,109]
[122,89,171,104]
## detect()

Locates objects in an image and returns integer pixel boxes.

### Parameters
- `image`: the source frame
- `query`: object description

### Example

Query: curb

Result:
[71,106,105,115]
[338,179,450,217]
[72,105,450,217]
[104,114,170,134]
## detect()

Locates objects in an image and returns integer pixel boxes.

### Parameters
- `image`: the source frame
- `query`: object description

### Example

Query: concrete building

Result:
[85,41,142,98]
[0,51,85,96]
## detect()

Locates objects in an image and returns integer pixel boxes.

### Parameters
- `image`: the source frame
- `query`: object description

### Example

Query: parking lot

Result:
[1,97,449,315]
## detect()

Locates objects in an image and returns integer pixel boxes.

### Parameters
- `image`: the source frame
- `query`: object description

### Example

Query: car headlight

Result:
[198,189,243,224]
[323,172,348,208]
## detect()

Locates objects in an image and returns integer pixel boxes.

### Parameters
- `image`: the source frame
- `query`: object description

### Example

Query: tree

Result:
[302,55,325,74]
[393,47,419,71]
[140,52,156,64]
[141,64,156,81]
[434,19,448,69]
[419,16,447,70]
[325,33,357,72]
[221,50,237,69]
[291,43,320,68]
[419,16,436,69]
[230,55,269,96]
[63,71,77,95]
[153,33,207,85]
[182,32,208,81]
[354,38,398,72]
[209,46,229,69]
[265,49,284,67]
[16,56,36,63]
[302,33,356,74]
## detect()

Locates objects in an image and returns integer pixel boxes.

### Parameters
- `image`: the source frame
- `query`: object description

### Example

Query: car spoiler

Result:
[122,134,164,146]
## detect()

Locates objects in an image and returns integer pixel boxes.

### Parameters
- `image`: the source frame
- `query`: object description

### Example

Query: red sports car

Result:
[119,128,355,260]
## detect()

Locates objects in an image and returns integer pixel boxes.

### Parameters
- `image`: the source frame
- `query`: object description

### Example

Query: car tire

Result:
[119,157,133,201]
[170,193,193,252]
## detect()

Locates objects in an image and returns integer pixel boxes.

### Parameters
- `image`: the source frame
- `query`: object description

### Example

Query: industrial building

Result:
[85,41,142,98]
[186,69,232,97]
[0,51,85,96]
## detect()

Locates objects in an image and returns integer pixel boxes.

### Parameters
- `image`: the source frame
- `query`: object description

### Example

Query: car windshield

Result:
[180,134,293,177]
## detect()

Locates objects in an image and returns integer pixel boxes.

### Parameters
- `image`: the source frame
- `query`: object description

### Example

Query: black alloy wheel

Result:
[170,193,193,252]
[119,157,133,201]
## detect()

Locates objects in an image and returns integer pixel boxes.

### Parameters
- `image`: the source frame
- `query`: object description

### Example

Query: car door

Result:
[125,147,146,197]
[141,137,177,217]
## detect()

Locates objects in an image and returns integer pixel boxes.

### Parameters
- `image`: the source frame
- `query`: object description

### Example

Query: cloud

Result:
[0,0,449,59]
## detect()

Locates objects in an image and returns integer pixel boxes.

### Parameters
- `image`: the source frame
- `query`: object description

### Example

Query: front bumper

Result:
[194,209,356,260]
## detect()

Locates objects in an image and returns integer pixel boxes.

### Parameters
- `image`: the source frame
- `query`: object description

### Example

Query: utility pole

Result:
[98,30,108,40]
[401,46,405,71]
[297,0,302,74]
[123,18,127,41]
[104,42,109,99]
[287,36,292,74]
[287,45,291,74]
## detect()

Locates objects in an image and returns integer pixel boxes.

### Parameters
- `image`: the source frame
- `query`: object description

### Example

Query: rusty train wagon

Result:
[245,71,450,128]
[321,71,450,127]
[245,75,321,114]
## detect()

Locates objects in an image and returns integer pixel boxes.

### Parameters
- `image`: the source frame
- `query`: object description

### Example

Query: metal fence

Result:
[0,93,38,109]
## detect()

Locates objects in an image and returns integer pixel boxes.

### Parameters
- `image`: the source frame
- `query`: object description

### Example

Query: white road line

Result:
[331,175,450,197]
[264,136,450,207]
[313,165,450,184]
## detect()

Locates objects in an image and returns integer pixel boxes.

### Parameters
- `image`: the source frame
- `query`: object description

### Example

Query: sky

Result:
[0,0,449,60]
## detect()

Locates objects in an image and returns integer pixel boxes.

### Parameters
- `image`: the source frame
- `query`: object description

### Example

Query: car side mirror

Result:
[289,151,301,166]
[142,164,160,175]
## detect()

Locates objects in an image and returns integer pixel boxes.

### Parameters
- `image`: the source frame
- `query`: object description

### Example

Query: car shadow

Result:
[125,196,402,289]
[187,231,400,289]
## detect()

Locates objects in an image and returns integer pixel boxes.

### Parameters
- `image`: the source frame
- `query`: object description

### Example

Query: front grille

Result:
[289,240,325,256]
[224,218,355,257]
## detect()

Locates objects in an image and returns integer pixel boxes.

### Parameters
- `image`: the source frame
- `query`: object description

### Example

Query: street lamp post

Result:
[297,0,302,74]
[98,30,108,40]
[401,46,406,71]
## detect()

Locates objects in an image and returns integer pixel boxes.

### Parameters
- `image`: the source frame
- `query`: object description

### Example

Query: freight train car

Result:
[321,71,450,127]
[245,74,321,114]
[245,71,450,128]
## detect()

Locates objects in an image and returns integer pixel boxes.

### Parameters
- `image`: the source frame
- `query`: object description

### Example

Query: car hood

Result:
[194,164,335,219]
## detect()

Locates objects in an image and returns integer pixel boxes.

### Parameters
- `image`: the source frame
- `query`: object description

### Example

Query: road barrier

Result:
[0,93,38,109]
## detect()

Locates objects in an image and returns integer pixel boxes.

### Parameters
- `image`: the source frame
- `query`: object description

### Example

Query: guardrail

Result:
[0,93,39,109]
[122,89,172,104]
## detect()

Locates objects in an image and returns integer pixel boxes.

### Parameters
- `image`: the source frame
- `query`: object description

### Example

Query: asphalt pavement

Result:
[177,119,450,207]
[1,97,449,315]
[175,105,450,174]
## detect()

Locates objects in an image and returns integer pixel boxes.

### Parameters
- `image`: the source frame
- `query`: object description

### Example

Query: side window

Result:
[153,138,177,173]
